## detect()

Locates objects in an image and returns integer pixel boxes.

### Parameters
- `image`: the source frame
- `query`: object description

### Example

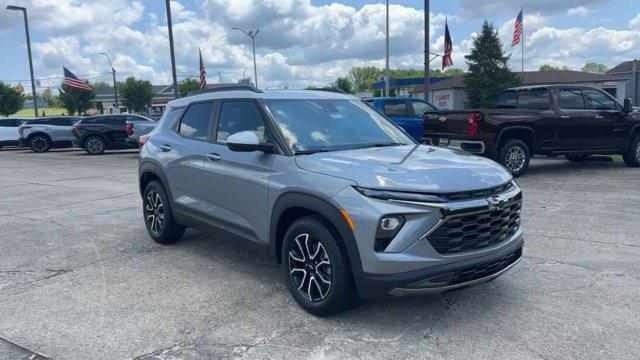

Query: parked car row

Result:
[0,114,157,154]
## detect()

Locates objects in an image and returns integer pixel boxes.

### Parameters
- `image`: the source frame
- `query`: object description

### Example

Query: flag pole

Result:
[521,7,524,72]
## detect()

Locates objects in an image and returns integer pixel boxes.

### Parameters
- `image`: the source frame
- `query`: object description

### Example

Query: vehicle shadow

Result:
[524,156,630,177]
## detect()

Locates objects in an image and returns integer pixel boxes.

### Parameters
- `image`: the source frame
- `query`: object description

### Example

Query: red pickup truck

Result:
[424,85,640,176]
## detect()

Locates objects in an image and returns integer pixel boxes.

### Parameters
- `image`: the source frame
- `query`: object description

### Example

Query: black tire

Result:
[565,154,588,162]
[282,215,357,316]
[143,180,185,244]
[623,134,640,167]
[30,135,51,153]
[497,139,530,178]
[84,135,106,155]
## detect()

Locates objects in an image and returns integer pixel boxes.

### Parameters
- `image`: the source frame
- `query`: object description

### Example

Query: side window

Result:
[382,101,409,116]
[67,118,79,126]
[410,101,436,116]
[498,92,518,108]
[0,120,14,127]
[583,89,617,111]
[557,89,586,110]
[178,102,214,140]
[49,118,69,126]
[216,101,266,143]
[516,90,550,110]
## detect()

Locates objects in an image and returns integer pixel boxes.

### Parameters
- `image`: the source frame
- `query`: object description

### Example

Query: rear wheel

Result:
[498,139,530,177]
[84,136,106,155]
[282,216,357,316]
[623,134,640,167]
[143,180,185,244]
[30,135,51,153]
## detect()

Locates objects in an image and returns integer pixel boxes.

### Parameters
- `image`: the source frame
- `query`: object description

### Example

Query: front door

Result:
[203,100,275,245]
[381,100,422,141]
[555,88,601,150]
[583,88,629,149]
[408,100,438,142]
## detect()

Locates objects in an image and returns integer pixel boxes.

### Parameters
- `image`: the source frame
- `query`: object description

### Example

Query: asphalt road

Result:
[0,147,638,360]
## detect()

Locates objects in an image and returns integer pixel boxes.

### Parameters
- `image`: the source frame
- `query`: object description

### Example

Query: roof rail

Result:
[186,85,262,97]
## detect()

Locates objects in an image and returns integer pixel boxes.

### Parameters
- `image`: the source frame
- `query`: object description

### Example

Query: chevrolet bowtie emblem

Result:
[438,116,447,122]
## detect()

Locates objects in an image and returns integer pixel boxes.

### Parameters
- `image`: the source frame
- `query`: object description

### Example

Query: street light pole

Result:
[233,27,260,89]
[165,0,179,99]
[385,0,390,97]
[424,0,430,101]
[7,5,38,117]
[100,52,118,109]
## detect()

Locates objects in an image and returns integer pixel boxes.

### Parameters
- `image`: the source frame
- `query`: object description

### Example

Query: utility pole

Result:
[385,0,390,97]
[100,53,118,109]
[7,5,38,117]
[233,27,260,89]
[165,0,179,99]
[424,0,429,101]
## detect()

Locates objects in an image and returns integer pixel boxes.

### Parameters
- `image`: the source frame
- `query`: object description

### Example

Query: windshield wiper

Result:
[352,142,406,149]
[294,149,332,155]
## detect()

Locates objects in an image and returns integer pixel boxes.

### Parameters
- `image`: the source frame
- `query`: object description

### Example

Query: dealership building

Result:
[372,60,639,110]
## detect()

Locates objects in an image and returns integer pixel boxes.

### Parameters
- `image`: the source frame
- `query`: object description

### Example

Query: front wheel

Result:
[30,135,51,153]
[282,216,357,316]
[623,135,640,167]
[84,136,106,155]
[498,139,530,177]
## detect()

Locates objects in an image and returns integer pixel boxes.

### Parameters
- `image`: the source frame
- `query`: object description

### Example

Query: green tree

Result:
[179,78,200,97]
[41,88,57,108]
[348,66,384,93]
[57,82,96,115]
[539,64,570,71]
[92,81,111,88]
[464,21,521,108]
[444,68,465,76]
[119,76,154,113]
[332,77,354,94]
[0,82,25,117]
[581,62,609,74]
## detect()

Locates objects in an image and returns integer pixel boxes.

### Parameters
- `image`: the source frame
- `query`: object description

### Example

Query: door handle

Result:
[206,153,221,162]
[560,115,570,119]
[594,115,604,119]
[160,144,172,152]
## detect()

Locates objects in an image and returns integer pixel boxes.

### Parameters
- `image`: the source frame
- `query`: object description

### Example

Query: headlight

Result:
[354,186,447,204]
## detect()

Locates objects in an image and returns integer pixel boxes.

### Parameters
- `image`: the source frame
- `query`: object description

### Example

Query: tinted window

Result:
[0,119,17,127]
[382,101,409,116]
[27,119,50,125]
[557,90,586,110]
[498,92,518,108]
[49,118,71,126]
[178,102,214,140]
[128,115,155,122]
[516,90,550,109]
[583,89,617,111]
[410,101,437,116]
[216,101,266,143]
[162,108,183,128]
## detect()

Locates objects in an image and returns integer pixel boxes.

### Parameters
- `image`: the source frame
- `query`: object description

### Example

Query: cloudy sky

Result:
[1,0,639,94]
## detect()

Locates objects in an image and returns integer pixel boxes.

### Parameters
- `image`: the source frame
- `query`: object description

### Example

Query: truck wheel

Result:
[282,215,357,316]
[498,139,530,177]
[622,135,640,167]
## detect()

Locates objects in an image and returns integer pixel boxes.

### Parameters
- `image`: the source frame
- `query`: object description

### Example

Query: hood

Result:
[295,145,512,193]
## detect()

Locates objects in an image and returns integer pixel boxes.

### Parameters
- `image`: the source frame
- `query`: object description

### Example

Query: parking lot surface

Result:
[0,147,639,360]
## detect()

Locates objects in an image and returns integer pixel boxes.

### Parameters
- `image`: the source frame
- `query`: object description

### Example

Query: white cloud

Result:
[568,7,592,16]
[459,0,611,17]
[630,13,640,29]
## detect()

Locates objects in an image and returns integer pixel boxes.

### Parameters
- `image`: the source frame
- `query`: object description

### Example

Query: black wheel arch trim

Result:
[269,192,365,291]
[138,160,173,203]
[496,126,536,152]
[626,124,640,148]
[27,132,52,142]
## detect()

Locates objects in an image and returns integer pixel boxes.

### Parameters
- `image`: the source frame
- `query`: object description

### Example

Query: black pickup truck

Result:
[424,85,640,176]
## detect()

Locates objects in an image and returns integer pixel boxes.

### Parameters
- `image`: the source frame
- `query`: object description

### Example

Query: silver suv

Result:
[18,116,78,152]
[138,87,523,315]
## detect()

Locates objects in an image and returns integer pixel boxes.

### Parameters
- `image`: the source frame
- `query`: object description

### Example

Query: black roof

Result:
[606,61,637,74]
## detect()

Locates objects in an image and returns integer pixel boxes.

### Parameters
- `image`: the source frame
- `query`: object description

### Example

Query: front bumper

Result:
[426,137,486,154]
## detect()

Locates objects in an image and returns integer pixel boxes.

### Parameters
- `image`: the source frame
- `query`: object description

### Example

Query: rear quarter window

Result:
[498,90,549,109]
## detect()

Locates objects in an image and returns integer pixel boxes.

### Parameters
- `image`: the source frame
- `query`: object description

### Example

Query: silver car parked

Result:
[19,116,79,152]
[138,87,523,315]
[125,115,158,147]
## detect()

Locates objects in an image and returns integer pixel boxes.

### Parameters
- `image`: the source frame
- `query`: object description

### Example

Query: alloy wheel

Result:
[87,138,104,154]
[288,233,332,302]
[636,142,640,160]
[505,146,526,172]
[31,136,48,152]
[144,190,164,235]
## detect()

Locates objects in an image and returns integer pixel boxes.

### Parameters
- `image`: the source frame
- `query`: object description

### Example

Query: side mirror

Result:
[226,131,275,153]
[623,98,633,113]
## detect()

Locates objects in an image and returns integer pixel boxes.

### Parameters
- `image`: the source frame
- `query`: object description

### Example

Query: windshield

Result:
[264,99,414,154]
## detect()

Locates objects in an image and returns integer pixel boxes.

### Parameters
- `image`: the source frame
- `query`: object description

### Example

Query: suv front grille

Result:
[427,200,521,254]
[442,182,514,202]
[448,248,522,285]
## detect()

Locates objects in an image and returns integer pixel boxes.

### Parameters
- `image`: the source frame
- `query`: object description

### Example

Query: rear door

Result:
[48,117,74,142]
[202,99,275,244]
[381,100,419,139]
[583,88,629,149]
[104,116,128,147]
[164,102,215,217]
[555,88,602,150]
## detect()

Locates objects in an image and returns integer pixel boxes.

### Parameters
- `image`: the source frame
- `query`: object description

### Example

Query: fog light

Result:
[380,217,401,231]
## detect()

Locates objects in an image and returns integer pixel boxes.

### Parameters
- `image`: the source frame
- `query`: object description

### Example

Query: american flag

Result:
[442,19,453,70]
[63,67,92,91]
[512,9,523,46]
[199,48,206,90]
